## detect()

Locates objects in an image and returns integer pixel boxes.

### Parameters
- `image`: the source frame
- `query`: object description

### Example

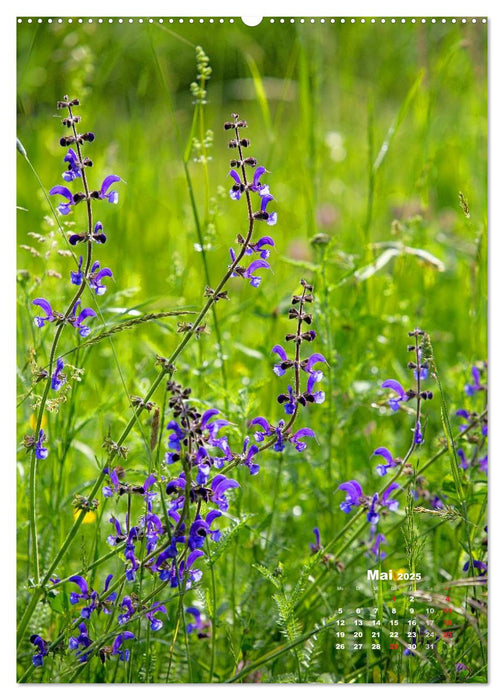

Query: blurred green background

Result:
[17,18,487,682]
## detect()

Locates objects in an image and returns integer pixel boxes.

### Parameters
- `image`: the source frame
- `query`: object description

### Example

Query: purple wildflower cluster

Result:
[25,96,119,466]
[225,114,277,288]
[26,108,326,671]
[337,329,433,560]
[455,363,487,475]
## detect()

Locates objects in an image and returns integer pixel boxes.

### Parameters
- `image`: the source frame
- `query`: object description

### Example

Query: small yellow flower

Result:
[73,509,97,524]
[29,413,47,431]
[392,568,407,581]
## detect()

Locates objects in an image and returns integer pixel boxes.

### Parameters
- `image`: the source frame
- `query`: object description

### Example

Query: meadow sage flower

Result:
[33,298,56,328]
[111,631,135,661]
[69,622,92,663]
[30,634,49,667]
[310,527,321,553]
[88,261,113,295]
[186,607,204,634]
[289,427,316,452]
[62,148,82,181]
[51,357,65,391]
[372,446,399,476]
[338,480,364,514]
[71,255,84,285]
[49,184,75,215]
[35,429,48,460]
[70,299,96,337]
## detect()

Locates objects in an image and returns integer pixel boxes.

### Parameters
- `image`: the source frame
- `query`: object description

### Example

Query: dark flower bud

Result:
[239,138,250,147]
[224,121,235,130]
[407,362,417,370]
[81,132,95,142]
[69,98,80,106]
[310,232,330,247]
[243,157,257,166]
[407,345,416,352]
[291,295,302,304]
[72,192,86,203]
[82,157,93,167]
[253,211,269,221]
[301,331,316,341]
[228,139,238,148]
[420,391,433,400]
[280,360,295,370]
[301,313,313,324]
[300,279,314,291]
[230,159,242,167]
[236,120,247,128]
[60,135,76,146]
[89,190,101,199]
[405,389,417,399]
[236,233,246,245]
[304,294,314,303]
[285,333,297,342]
[288,308,300,319]
[62,115,81,127]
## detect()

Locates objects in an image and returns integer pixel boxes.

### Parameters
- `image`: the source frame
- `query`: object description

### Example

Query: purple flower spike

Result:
[51,357,65,391]
[49,184,74,215]
[89,261,113,296]
[99,175,121,204]
[33,298,55,328]
[338,480,363,514]
[290,427,316,452]
[372,447,397,477]
[413,421,423,444]
[381,379,407,411]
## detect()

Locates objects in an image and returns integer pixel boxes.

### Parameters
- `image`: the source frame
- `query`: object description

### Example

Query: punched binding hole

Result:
[242,16,263,27]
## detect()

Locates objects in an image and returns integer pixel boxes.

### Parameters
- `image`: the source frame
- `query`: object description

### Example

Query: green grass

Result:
[17,18,487,683]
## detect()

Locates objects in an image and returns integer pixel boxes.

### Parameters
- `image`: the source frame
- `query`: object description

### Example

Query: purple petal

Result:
[69,575,89,596]
[49,185,73,201]
[373,447,394,464]
[100,175,121,196]
[381,379,406,398]
[338,480,363,504]
[272,344,287,361]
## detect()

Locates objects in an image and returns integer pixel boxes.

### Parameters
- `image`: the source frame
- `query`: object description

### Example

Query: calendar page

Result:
[16,14,488,684]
